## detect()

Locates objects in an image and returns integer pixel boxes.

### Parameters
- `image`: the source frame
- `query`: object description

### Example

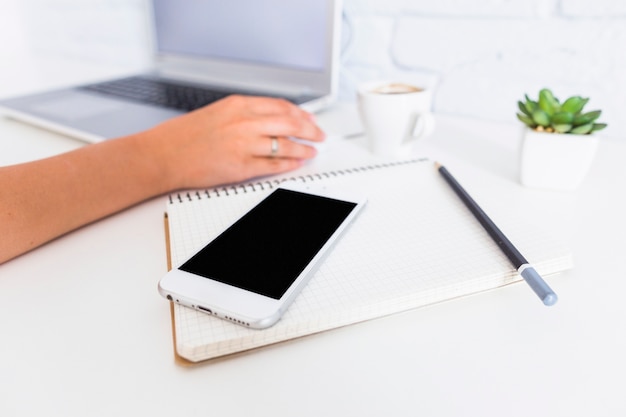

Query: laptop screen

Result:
[152,0,329,72]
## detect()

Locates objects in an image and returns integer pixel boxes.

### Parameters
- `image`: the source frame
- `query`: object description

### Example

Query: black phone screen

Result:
[179,188,358,299]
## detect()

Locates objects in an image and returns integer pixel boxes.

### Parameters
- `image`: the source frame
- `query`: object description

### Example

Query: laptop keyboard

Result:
[79,76,238,112]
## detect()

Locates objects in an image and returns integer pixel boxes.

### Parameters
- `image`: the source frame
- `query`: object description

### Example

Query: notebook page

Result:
[166,160,572,361]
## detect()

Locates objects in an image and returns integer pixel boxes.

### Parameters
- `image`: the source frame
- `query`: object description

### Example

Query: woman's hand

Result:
[0,94,325,263]
[146,95,326,191]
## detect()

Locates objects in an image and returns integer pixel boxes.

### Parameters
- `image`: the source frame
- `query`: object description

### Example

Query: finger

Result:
[238,96,308,117]
[250,136,318,160]
[246,156,306,177]
[210,95,317,123]
[232,96,319,130]
[243,115,325,143]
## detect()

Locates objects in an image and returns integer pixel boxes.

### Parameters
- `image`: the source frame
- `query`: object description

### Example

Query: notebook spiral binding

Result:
[168,158,427,204]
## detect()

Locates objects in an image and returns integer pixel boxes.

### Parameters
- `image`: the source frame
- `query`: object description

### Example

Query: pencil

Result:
[435,162,558,306]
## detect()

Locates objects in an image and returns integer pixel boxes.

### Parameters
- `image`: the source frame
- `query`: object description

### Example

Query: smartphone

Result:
[158,181,367,329]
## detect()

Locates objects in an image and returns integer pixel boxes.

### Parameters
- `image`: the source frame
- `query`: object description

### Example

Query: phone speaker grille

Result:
[224,315,250,327]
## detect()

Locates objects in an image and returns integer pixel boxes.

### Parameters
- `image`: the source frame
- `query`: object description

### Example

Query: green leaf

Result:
[561,96,586,114]
[553,124,573,133]
[578,98,590,112]
[539,89,560,115]
[570,123,594,134]
[591,123,607,132]
[531,108,551,127]
[518,101,532,117]
[523,97,538,114]
[517,112,535,127]
[552,112,575,125]
[573,110,602,126]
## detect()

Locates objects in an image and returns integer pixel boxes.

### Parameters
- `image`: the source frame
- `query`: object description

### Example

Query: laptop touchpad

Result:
[32,95,122,121]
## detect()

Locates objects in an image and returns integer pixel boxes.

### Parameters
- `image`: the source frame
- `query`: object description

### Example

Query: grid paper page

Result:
[165,160,572,362]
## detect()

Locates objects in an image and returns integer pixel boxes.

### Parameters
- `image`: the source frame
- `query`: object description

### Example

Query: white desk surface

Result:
[1,59,625,417]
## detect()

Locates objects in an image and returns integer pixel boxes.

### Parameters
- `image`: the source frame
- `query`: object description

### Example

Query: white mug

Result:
[357,81,435,157]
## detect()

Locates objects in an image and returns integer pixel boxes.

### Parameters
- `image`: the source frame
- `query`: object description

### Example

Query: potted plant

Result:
[516,88,607,190]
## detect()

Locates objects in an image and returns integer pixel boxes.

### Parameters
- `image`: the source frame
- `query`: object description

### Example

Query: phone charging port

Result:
[197,306,213,314]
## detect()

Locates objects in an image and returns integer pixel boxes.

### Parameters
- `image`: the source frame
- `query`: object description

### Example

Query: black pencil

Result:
[435,162,558,306]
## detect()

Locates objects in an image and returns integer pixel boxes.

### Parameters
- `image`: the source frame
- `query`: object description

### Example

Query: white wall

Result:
[4,0,625,137]
[341,0,625,138]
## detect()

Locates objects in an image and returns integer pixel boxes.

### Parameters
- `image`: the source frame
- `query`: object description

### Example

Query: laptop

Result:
[0,0,342,143]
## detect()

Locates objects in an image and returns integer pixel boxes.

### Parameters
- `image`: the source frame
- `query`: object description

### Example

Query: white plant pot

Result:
[519,128,599,191]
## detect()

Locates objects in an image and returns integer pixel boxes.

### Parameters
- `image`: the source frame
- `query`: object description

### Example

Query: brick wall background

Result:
[2,0,625,137]
[341,0,625,138]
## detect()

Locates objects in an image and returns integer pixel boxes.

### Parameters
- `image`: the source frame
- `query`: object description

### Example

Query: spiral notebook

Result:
[163,159,573,363]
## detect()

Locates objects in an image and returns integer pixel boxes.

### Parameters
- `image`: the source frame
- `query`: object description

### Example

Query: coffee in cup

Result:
[358,81,435,157]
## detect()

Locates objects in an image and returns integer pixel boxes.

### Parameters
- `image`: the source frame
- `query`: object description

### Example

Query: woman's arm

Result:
[0,95,324,264]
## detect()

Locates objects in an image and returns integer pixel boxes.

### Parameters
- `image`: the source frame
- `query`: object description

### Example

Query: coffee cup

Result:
[357,81,435,157]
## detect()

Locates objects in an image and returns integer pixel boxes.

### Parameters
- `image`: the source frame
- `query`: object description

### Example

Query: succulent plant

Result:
[517,89,607,134]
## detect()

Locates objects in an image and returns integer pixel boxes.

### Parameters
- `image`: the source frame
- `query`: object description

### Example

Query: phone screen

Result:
[179,188,358,299]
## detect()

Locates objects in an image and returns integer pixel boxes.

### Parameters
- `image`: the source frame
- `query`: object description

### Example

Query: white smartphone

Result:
[158,181,367,329]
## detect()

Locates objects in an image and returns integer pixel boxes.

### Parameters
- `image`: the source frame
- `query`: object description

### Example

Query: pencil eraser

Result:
[543,293,558,306]
[520,267,558,307]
